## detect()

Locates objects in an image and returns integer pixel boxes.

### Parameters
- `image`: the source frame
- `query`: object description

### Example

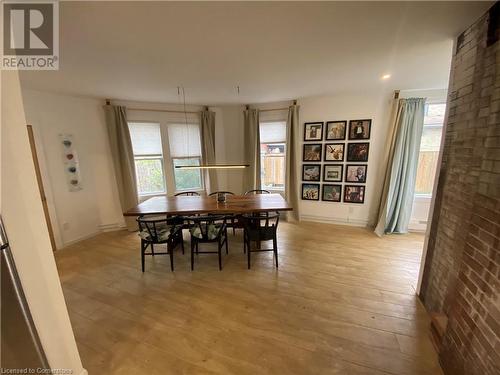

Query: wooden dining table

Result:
[123,193,293,217]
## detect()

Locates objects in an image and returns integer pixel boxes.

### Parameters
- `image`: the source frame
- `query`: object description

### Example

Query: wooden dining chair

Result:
[136,215,184,272]
[244,189,271,195]
[208,191,239,234]
[175,191,200,196]
[208,191,236,197]
[241,212,280,269]
[187,215,228,271]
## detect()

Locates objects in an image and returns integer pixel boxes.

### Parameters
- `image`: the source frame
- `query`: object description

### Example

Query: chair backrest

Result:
[175,191,200,196]
[242,212,280,240]
[208,191,235,197]
[245,189,271,195]
[187,215,226,240]
[136,215,173,242]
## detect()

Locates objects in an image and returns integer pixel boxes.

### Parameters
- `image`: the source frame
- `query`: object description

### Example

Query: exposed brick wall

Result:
[420,4,500,375]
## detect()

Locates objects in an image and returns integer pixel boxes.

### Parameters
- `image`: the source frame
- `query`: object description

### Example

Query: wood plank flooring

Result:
[55,221,442,375]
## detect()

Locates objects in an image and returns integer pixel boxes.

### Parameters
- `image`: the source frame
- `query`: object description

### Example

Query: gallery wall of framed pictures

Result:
[302,120,371,203]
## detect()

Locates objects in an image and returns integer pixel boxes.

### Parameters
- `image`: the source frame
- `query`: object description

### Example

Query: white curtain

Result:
[285,104,300,221]
[243,108,261,191]
[200,110,218,194]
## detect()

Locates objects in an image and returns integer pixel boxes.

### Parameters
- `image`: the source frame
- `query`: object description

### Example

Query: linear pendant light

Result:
[175,86,249,170]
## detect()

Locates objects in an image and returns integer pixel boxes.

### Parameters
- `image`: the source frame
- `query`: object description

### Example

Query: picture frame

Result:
[323,164,343,182]
[344,185,365,204]
[303,144,322,161]
[347,142,369,162]
[325,121,347,140]
[348,119,371,140]
[324,143,344,162]
[345,164,367,183]
[302,164,321,181]
[303,122,324,141]
[322,184,342,202]
[302,183,320,201]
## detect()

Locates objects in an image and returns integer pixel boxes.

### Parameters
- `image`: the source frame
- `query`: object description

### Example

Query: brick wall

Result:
[420,4,500,375]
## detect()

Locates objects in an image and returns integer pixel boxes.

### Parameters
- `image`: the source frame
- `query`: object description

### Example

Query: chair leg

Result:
[151,243,155,256]
[232,218,235,235]
[141,241,145,272]
[225,229,229,255]
[247,241,251,269]
[169,242,174,272]
[273,236,278,268]
[191,240,195,271]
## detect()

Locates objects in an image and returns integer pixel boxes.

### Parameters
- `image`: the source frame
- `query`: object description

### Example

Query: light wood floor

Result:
[56,221,443,375]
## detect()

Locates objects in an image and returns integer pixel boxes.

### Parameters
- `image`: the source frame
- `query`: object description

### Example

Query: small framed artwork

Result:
[303,144,322,161]
[325,121,347,140]
[322,184,342,202]
[302,183,320,200]
[302,164,321,181]
[304,122,324,141]
[324,143,344,161]
[345,164,367,183]
[347,142,369,162]
[348,119,371,140]
[344,185,365,204]
[323,164,343,182]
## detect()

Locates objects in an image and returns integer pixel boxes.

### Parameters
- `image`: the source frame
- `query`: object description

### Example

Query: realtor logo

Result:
[2,1,59,70]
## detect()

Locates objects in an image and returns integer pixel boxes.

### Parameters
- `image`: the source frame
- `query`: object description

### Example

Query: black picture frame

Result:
[348,119,371,140]
[302,183,320,201]
[322,184,342,202]
[323,164,343,182]
[325,121,347,140]
[347,142,369,162]
[302,164,321,181]
[345,164,368,183]
[324,143,345,162]
[303,143,322,162]
[303,122,324,141]
[344,185,366,204]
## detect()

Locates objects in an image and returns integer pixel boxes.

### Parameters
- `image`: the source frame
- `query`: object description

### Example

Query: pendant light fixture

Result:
[175,85,249,170]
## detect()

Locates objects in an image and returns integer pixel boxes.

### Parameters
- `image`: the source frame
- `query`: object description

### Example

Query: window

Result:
[415,103,446,196]
[129,122,166,195]
[260,121,286,191]
[167,123,203,191]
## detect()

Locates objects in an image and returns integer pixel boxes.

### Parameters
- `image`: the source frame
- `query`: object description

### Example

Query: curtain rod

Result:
[247,100,297,112]
[127,107,200,114]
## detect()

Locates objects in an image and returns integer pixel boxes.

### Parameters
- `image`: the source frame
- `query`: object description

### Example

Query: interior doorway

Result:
[27,125,57,251]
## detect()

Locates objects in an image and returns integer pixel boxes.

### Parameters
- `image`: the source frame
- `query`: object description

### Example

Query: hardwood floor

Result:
[55,221,443,375]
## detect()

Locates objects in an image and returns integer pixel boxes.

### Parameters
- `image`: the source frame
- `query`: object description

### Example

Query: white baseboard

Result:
[98,222,126,232]
[59,222,126,249]
[300,214,369,227]
[60,230,101,249]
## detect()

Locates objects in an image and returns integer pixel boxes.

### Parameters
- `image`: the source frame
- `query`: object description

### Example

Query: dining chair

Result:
[175,191,200,196]
[241,212,280,269]
[208,191,239,234]
[136,215,184,272]
[244,189,271,195]
[187,215,228,271]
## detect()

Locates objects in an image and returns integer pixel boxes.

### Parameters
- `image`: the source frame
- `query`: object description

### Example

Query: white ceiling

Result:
[20,1,492,105]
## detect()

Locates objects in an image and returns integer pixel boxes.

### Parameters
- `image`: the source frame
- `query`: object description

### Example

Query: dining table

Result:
[123,193,293,217]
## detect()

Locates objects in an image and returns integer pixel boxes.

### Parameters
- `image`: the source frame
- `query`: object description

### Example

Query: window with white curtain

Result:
[128,122,166,195]
[260,121,286,191]
[167,123,203,191]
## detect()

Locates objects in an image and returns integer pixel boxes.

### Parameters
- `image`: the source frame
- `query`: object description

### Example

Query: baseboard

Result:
[98,222,126,232]
[300,214,369,227]
[59,222,126,249]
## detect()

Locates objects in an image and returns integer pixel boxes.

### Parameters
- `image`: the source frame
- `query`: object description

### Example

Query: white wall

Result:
[296,90,393,226]
[21,89,124,248]
[1,72,86,374]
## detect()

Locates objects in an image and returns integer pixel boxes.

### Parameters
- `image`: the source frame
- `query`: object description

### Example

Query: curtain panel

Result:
[374,98,426,236]
[200,110,218,194]
[103,105,138,230]
[285,104,300,221]
[243,108,261,191]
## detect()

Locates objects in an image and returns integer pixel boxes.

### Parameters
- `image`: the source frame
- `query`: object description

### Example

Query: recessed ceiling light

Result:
[381,74,391,80]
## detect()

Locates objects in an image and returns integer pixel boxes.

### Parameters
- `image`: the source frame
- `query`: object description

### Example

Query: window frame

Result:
[259,120,287,193]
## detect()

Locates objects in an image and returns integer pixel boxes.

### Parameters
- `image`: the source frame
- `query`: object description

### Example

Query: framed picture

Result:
[322,184,342,202]
[302,164,321,181]
[323,164,343,182]
[345,164,367,183]
[348,119,371,140]
[303,144,322,161]
[325,121,346,140]
[347,142,369,162]
[344,185,365,204]
[304,122,323,141]
[324,143,344,161]
[302,184,320,200]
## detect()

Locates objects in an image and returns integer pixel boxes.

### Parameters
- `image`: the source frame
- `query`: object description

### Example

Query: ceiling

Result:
[20,1,492,105]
